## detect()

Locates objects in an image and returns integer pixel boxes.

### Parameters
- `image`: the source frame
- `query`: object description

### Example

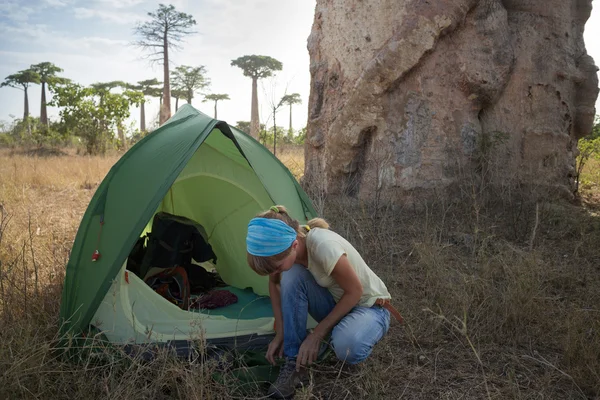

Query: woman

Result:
[246,205,402,399]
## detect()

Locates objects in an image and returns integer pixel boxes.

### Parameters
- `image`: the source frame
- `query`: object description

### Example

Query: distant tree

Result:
[171,88,187,111]
[130,78,161,132]
[279,93,301,140]
[148,86,164,106]
[134,4,196,125]
[231,55,282,139]
[171,65,210,105]
[203,93,230,119]
[1,69,40,124]
[90,81,130,146]
[235,121,251,133]
[49,83,143,154]
[30,62,67,129]
[147,86,165,126]
[90,81,127,99]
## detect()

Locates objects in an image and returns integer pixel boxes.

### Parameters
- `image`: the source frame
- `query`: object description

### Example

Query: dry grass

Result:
[273,144,305,180]
[1,144,599,399]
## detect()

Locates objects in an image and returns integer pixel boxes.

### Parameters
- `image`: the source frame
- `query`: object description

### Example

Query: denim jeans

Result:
[280,264,390,364]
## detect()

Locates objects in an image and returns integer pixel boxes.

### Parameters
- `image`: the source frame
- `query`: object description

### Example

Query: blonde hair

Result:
[247,205,329,276]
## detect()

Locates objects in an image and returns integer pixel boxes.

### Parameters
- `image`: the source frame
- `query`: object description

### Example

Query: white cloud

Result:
[95,0,145,9]
[73,7,140,24]
[0,1,35,22]
[0,21,51,42]
[42,0,70,7]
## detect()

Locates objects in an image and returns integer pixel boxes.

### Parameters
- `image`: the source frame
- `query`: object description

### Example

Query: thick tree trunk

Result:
[140,101,146,132]
[186,90,192,104]
[305,0,599,199]
[24,87,31,136]
[40,81,48,128]
[214,100,217,119]
[250,77,259,139]
[23,88,29,120]
[288,104,293,138]
[160,33,171,125]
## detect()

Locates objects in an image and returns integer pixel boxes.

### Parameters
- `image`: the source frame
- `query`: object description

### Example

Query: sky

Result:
[0,0,599,133]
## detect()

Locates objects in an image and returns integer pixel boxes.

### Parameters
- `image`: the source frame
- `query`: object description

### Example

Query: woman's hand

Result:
[296,332,323,371]
[266,333,284,365]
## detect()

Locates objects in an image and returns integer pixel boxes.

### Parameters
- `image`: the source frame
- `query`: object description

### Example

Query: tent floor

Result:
[123,333,277,359]
[191,286,273,320]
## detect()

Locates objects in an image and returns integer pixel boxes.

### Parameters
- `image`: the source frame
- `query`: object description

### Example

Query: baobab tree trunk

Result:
[24,88,31,136]
[288,103,293,138]
[40,82,48,129]
[23,89,29,121]
[160,33,171,126]
[140,102,146,132]
[250,77,259,139]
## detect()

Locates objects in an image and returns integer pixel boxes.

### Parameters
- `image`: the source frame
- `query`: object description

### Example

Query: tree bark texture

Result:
[250,77,260,139]
[305,0,599,199]
[160,33,171,125]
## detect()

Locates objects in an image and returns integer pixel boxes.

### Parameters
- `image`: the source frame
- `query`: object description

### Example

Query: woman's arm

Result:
[296,255,363,369]
[269,272,284,336]
[313,254,363,338]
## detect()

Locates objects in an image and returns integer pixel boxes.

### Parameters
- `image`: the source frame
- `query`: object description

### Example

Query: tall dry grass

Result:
[0,144,599,399]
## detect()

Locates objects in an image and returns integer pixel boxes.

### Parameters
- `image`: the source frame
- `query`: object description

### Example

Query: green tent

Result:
[60,105,317,346]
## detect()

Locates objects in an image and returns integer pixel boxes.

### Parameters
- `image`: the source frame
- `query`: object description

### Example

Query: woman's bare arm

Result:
[312,255,363,338]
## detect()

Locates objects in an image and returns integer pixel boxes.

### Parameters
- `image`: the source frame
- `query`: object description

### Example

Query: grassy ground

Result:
[0,145,599,399]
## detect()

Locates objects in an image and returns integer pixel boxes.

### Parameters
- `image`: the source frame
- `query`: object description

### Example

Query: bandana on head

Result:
[246,217,297,257]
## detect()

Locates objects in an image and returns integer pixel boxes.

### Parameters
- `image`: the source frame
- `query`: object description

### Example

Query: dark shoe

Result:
[267,358,308,399]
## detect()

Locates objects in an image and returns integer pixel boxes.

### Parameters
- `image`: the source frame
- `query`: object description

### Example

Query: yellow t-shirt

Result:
[306,228,391,307]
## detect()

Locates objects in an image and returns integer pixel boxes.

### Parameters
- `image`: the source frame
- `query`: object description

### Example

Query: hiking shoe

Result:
[267,358,309,399]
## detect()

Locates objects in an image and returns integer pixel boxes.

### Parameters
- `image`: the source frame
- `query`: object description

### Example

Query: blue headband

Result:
[246,217,297,257]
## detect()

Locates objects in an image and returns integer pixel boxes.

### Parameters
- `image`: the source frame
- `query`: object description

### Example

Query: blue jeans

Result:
[280,264,390,364]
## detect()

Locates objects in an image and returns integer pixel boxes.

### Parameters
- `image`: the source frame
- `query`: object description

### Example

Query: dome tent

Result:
[59,105,317,349]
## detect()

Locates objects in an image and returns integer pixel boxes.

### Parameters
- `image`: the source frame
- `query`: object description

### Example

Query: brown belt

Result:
[375,298,404,323]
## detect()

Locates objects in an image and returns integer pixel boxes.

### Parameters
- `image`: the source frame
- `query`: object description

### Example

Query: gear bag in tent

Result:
[139,212,217,280]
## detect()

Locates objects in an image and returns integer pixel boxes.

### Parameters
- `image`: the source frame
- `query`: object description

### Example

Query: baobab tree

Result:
[130,78,161,132]
[171,65,210,105]
[30,62,67,129]
[171,88,187,111]
[1,69,40,133]
[279,93,301,140]
[203,93,230,119]
[231,55,282,139]
[134,4,196,125]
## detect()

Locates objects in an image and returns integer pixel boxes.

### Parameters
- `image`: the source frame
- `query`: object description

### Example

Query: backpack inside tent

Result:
[59,105,317,351]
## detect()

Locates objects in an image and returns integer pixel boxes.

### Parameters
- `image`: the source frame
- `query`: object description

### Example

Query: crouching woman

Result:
[246,205,402,398]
